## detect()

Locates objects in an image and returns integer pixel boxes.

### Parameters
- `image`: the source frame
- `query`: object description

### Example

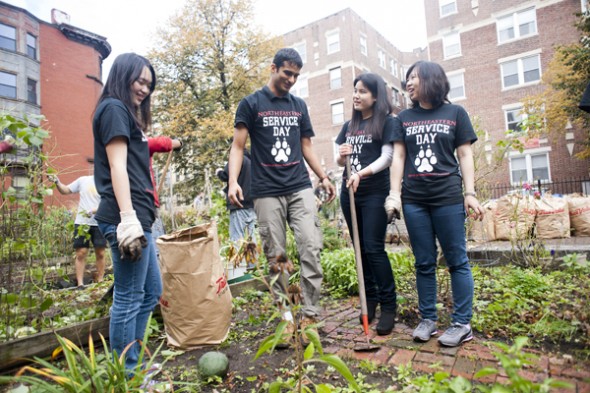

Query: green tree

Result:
[148,0,281,202]
[522,9,590,158]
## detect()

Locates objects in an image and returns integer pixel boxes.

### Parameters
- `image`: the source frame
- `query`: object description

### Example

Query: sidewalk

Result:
[318,297,590,392]
[387,236,590,264]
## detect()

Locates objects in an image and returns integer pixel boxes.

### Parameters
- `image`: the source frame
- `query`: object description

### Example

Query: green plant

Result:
[0,315,200,392]
[0,279,112,342]
[560,252,589,272]
[251,266,361,393]
[474,336,574,392]
[320,248,359,298]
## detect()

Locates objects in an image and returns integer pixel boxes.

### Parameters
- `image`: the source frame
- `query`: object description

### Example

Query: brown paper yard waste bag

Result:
[468,199,497,242]
[534,196,570,239]
[494,195,536,240]
[567,194,590,236]
[157,222,232,349]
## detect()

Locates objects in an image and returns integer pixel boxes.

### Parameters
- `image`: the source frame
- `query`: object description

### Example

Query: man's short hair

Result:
[273,48,303,69]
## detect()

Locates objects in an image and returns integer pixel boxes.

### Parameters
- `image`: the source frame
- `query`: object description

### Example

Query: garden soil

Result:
[153,289,590,392]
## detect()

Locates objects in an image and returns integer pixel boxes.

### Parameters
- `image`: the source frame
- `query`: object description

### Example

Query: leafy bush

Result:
[0,316,199,392]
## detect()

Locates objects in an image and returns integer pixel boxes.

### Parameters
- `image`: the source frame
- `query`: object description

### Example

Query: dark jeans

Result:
[340,189,396,313]
[98,222,162,371]
[402,202,473,324]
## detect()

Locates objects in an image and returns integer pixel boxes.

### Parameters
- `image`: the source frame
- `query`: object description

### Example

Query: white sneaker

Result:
[438,323,473,347]
[412,319,438,342]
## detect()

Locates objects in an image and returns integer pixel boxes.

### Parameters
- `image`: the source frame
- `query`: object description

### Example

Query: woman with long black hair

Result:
[336,72,397,335]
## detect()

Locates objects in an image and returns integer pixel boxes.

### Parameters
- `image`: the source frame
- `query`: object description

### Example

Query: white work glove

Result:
[384,191,401,223]
[116,210,147,261]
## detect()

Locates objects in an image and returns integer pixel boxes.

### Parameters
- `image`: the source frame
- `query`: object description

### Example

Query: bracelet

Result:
[464,191,477,197]
[320,175,330,183]
[354,172,363,180]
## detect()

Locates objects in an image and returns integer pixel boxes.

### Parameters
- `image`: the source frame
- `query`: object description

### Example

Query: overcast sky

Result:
[6,0,427,78]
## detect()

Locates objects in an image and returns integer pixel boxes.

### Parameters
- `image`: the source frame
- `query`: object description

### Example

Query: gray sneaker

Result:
[412,319,438,342]
[438,323,473,347]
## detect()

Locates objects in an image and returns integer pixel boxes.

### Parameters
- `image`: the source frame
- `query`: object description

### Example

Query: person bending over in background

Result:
[51,173,106,288]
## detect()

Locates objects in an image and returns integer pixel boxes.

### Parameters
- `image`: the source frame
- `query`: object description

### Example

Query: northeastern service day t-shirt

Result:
[234,86,314,198]
[93,98,155,231]
[335,116,395,196]
[392,104,477,206]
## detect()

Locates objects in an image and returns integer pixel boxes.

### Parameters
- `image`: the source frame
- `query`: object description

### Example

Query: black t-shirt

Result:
[392,104,477,206]
[93,97,155,230]
[218,152,254,210]
[234,86,314,198]
[335,116,395,196]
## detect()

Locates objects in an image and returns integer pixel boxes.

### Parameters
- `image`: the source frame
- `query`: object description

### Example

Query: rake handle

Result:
[346,157,369,337]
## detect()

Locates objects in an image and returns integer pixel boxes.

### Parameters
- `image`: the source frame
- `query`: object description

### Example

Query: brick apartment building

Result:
[281,2,589,194]
[424,0,590,193]
[281,8,428,182]
[0,1,110,207]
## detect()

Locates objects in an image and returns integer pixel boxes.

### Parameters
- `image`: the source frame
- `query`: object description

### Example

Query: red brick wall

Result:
[39,23,104,207]
[426,0,589,187]
[282,8,427,179]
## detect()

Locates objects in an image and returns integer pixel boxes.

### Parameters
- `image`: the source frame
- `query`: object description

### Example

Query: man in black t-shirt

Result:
[227,48,335,347]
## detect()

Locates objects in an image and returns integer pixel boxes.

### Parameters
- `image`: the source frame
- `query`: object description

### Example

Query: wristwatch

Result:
[464,191,477,197]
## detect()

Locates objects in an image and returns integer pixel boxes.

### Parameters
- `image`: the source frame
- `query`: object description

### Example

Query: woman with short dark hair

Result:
[385,61,484,347]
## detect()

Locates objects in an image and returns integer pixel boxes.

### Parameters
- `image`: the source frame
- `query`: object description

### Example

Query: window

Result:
[443,31,461,59]
[510,152,550,184]
[26,33,37,59]
[500,54,541,88]
[292,41,306,64]
[0,71,17,99]
[360,35,367,56]
[326,30,340,54]
[0,23,16,51]
[448,72,465,100]
[392,87,400,107]
[378,49,386,69]
[27,78,37,104]
[497,8,537,43]
[292,74,308,98]
[329,67,341,90]
[439,0,457,17]
[391,60,398,78]
[505,106,525,131]
[331,101,344,124]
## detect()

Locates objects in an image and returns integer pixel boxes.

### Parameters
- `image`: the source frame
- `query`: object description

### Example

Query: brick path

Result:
[318,297,590,392]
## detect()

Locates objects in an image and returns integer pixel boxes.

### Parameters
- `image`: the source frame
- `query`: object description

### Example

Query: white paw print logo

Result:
[271,137,291,163]
[350,155,362,172]
[415,145,437,173]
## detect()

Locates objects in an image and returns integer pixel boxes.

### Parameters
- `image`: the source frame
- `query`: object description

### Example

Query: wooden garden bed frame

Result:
[0,277,266,372]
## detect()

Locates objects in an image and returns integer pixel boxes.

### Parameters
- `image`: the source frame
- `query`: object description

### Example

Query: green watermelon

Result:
[197,351,229,379]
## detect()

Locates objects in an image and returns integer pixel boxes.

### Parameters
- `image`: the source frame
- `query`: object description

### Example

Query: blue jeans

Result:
[151,212,165,258]
[98,222,162,371]
[340,189,396,313]
[229,208,257,242]
[402,203,473,324]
